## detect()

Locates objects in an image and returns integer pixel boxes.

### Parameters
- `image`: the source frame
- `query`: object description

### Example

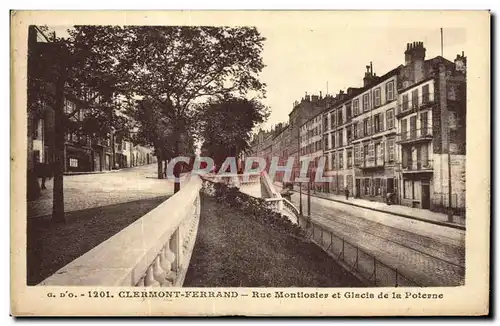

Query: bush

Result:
[201,180,305,238]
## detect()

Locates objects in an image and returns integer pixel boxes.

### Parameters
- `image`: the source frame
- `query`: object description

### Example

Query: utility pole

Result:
[440,28,444,57]
[441,27,453,223]
[307,179,311,217]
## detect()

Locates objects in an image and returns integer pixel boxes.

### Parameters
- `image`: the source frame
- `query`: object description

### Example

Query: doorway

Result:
[355,179,361,198]
[421,184,430,209]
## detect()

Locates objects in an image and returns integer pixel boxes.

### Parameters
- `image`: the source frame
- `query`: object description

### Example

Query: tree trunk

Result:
[156,149,163,179]
[173,129,181,194]
[157,159,163,179]
[52,71,65,223]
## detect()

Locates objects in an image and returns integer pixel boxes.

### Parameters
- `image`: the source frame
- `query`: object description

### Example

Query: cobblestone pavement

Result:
[275,186,465,286]
[27,164,176,218]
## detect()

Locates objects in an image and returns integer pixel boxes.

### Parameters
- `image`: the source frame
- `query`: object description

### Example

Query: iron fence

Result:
[305,220,421,287]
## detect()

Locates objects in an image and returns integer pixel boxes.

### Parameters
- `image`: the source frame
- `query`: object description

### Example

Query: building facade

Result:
[300,111,325,189]
[395,42,466,213]
[27,26,156,182]
[287,94,326,182]
[247,40,466,214]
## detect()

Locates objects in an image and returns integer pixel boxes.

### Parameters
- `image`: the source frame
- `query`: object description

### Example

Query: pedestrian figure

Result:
[345,187,349,200]
[35,161,53,190]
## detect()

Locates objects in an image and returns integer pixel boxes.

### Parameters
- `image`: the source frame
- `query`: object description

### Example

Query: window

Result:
[347,150,353,168]
[402,94,409,111]
[386,108,395,129]
[338,129,343,147]
[346,102,352,120]
[363,94,370,112]
[332,134,336,148]
[374,87,381,107]
[376,142,384,166]
[353,99,360,116]
[339,152,343,169]
[410,116,417,139]
[412,89,419,108]
[324,116,329,131]
[353,124,357,140]
[421,111,429,135]
[387,138,395,162]
[332,153,336,170]
[323,135,329,150]
[325,154,330,171]
[346,126,352,143]
[338,109,343,125]
[331,111,336,127]
[357,122,363,138]
[69,158,78,168]
[386,81,395,101]
[374,114,381,133]
[363,118,371,136]
[422,84,430,104]
[401,119,407,140]
[368,142,375,163]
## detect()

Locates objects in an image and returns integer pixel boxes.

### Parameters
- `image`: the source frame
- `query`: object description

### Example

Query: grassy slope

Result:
[184,195,364,287]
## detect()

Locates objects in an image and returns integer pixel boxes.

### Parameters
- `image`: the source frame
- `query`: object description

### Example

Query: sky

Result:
[257,26,467,131]
[48,24,467,133]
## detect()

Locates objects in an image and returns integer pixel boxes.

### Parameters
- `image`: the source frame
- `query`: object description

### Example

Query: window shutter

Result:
[369,141,374,161]
[379,112,385,131]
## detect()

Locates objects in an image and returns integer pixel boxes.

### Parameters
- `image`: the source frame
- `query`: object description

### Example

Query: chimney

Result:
[404,41,426,83]
[363,62,375,87]
[319,91,322,99]
[405,41,426,65]
[454,51,467,73]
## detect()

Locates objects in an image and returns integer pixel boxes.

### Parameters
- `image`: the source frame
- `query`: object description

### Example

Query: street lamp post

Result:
[307,179,311,217]
[299,182,303,215]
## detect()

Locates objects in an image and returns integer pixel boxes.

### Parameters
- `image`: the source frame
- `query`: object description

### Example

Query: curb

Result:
[64,169,122,176]
[275,184,465,231]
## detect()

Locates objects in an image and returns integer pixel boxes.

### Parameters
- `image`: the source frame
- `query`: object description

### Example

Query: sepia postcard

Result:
[10,10,490,316]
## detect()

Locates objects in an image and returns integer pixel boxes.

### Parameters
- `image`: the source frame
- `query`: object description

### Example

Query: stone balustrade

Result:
[40,175,202,287]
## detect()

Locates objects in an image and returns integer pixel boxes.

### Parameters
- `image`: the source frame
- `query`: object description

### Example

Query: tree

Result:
[199,96,269,170]
[27,25,127,222]
[118,26,266,192]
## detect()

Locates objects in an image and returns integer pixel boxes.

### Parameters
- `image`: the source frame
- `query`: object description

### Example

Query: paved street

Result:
[274,184,465,286]
[27,164,177,218]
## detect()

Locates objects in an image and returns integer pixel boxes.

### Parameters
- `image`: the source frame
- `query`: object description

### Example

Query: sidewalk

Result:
[274,182,465,230]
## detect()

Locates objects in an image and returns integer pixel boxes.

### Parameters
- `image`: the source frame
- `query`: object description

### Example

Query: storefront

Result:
[65,145,92,173]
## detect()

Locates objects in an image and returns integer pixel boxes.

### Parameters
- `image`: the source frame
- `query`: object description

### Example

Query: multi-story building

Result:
[395,42,466,213]
[323,63,400,201]
[350,64,401,201]
[270,123,291,182]
[63,95,115,173]
[323,89,360,194]
[299,109,325,189]
[287,94,327,182]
